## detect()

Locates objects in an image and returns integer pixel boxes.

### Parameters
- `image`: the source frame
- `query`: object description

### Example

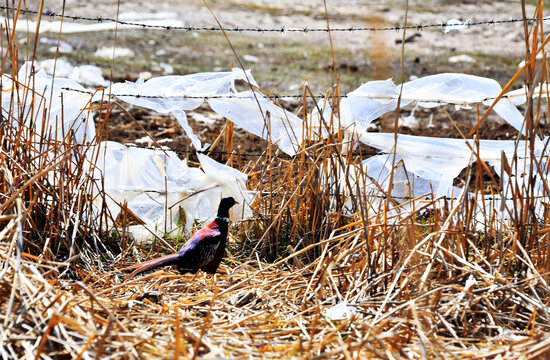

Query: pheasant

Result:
[126,197,237,279]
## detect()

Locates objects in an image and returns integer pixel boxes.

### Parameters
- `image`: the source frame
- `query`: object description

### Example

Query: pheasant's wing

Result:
[200,239,226,274]
[176,242,203,273]
[177,226,221,272]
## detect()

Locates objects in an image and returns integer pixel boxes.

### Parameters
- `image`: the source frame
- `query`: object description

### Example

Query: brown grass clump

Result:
[3,1,550,359]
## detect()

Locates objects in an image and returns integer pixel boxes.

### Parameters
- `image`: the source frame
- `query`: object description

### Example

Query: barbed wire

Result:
[18,140,550,202]
[124,142,385,158]
[1,5,548,34]
[362,193,550,202]
[67,87,316,100]
[51,139,550,162]
[61,86,525,107]
[14,129,550,202]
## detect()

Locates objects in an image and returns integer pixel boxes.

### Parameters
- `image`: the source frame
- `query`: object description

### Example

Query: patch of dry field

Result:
[3,204,550,358]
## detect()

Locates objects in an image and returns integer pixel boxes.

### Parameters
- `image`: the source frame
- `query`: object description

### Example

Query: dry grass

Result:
[3,1,550,359]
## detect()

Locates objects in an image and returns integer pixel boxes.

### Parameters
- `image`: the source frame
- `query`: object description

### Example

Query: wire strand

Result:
[61,86,526,107]
[1,5,547,34]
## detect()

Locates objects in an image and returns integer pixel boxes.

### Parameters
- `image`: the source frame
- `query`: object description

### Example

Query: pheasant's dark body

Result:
[175,216,229,273]
[127,197,236,279]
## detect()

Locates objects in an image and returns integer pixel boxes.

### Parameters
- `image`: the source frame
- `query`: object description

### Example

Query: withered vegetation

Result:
[2,1,550,359]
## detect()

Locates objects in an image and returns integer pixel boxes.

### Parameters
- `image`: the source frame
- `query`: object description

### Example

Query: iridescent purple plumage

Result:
[126,197,237,279]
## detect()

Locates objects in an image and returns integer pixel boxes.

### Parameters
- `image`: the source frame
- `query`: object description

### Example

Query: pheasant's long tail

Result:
[125,253,180,280]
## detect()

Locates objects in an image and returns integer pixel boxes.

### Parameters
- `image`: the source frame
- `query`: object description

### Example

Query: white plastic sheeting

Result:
[359,133,546,198]
[505,83,550,105]
[105,69,304,155]
[6,59,548,235]
[34,58,109,86]
[340,73,525,135]
[104,69,256,150]
[208,91,302,155]
[444,19,467,34]
[3,63,254,240]
[323,302,358,321]
[92,142,253,235]
[340,79,399,134]
[322,73,547,222]
[361,152,463,200]
[2,62,96,144]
